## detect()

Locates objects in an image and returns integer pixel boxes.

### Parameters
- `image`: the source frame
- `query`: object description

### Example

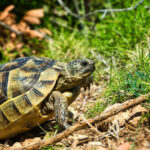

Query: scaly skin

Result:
[41,86,81,129]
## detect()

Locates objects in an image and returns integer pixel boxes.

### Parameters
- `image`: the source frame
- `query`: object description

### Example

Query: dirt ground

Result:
[0,84,150,150]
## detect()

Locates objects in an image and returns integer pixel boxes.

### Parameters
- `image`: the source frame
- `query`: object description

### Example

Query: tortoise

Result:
[0,57,95,139]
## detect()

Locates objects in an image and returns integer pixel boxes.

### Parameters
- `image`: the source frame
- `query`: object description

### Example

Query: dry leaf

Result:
[4,5,15,13]
[25,9,44,18]
[32,49,37,54]
[25,29,44,38]
[17,21,30,31]
[8,14,16,19]
[23,16,41,24]
[3,16,16,25]
[0,11,8,20]
[11,24,19,31]
[10,32,16,38]
[3,41,15,50]
[0,5,46,42]
[15,43,23,50]
[38,28,52,36]
[0,5,15,21]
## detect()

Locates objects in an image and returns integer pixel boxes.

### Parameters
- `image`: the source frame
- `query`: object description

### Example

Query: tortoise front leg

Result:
[51,91,69,129]
[51,86,81,129]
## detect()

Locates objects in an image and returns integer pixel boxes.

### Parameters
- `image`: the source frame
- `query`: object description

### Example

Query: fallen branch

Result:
[9,92,150,150]
[57,0,144,20]
[0,20,53,41]
[83,0,144,18]
[57,0,80,18]
[0,21,22,35]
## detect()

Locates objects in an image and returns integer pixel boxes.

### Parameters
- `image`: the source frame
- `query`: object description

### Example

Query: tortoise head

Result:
[55,59,95,91]
[67,59,95,77]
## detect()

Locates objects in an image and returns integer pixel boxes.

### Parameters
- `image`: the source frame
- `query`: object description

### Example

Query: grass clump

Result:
[87,37,150,117]
[42,30,91,61]
[106,40,150,102]
[86,101,108,118]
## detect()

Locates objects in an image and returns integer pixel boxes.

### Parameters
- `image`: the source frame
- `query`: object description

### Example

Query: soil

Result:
[0,84,150,150]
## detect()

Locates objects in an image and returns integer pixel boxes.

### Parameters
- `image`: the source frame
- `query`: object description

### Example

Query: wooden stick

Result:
[0,21,22,35]
[79,114,101,135]
[9,93,150,150]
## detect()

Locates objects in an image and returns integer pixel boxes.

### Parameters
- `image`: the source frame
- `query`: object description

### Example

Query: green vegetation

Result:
[0,0,150,117]
[86,37,150,117]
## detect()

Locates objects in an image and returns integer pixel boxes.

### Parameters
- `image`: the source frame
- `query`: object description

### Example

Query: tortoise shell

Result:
[0,57,62,139]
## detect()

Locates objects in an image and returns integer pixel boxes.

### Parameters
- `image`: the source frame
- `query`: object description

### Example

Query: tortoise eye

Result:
[80,60,88,66]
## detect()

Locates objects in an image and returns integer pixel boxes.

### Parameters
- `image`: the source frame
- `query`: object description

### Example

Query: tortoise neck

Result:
[54,74,83,92]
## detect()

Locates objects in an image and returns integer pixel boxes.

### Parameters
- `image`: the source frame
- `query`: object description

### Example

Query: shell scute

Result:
[0,57,32,72]
[7,68,40,99]
[0,110,9,129]
[1,101,20,122]
[14,95,32,114]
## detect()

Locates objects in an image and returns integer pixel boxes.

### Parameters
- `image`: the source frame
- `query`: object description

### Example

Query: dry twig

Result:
[57,0,80,18]
[79,114,101,135]
[83,0,144,18]
[0,21,22,35]
[57,0,144,20]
